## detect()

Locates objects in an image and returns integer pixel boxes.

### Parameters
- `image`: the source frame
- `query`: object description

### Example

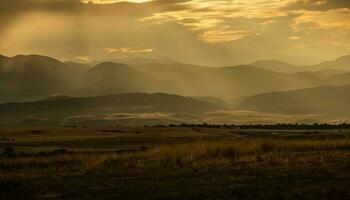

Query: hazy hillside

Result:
[0,92,333,127]
[301,55,350,71]
[134,63,324,99]
[236,85,350,118]
[251,60,299,73]
[251,56,350,76]
[301,69,348,79]
[216,66,323,97]
[1,54,349,104]
[327,71,350,85]
[0,93,224,126]
[64,61,92,71]
[0,55,177,103]
[0,55,81,103]
[80,62,176,96]
[189,96,230,108]
[125,57,178,65]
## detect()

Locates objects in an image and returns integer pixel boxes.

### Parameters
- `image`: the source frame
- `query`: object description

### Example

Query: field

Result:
[1,127,350,199]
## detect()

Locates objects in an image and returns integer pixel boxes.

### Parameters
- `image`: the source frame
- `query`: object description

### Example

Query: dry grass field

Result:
[1,127,350,199]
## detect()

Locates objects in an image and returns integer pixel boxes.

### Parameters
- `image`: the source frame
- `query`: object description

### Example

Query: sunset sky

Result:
[0,0,349,66]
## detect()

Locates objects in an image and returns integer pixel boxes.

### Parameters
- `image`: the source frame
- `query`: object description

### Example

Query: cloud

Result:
[292,8,350,31]
[83,0,154,3]
[0,0,83,13]
[284,0,350,11]
[199,30,251,43]
[76,56,92,62]
[141,0,299,43]
[105,47,155,54]
[0,0,349,65]
[290,36,301,40]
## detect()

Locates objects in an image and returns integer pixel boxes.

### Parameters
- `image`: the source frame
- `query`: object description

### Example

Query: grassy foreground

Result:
[1,137,350,200]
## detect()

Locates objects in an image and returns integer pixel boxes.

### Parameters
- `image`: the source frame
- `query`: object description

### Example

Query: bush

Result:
[51,149,69,155]
[3,146,16,158]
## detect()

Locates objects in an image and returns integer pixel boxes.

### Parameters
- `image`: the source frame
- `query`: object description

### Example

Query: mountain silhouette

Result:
[0,55,80,102]
[236,84,350,118]
[0,93,224,126]
[302,55,350,71]
[134,63,324,99]
[250,56,350,76]
[2,54,350,104]
[0,56,176,102]
[81,62,164,96]
[251,60,299,73]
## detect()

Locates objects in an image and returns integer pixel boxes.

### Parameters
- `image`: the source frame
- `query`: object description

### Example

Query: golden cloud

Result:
[81,0,153,3]
[199,30,250,43]
[76,56,92,62]
[105,47,155,53]
[141,0,299,43]
[293,8,350,31]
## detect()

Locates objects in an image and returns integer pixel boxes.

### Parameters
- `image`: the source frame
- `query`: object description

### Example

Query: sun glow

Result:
[81,0,153,4]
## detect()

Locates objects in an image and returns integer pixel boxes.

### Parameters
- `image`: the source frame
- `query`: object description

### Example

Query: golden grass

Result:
[119,139,350,168]
[1,138,350,177]
[2,137,350,200]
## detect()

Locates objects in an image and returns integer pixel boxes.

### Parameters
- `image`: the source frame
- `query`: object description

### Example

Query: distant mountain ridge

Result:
[252,55,350,74]
[251,60,300,73]
[236,85,350,118]
[0,93,224,126]
[0,92,334,127]
[0,55,176,102]
[303,55,350,71]
[133,63,325,99]
[1,54,350,103]
[81,62,168,96]
[0,54,80,102]
[0,93,223,115]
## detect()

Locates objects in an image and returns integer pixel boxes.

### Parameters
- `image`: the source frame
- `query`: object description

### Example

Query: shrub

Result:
[3,146,16,158]
[51,149,69,155]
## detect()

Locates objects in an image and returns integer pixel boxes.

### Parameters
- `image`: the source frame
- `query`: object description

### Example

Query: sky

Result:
[0,0,349,66]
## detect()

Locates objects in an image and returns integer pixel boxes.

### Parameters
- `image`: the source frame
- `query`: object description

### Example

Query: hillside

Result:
[80,62,175,96]
[251,60,299,73]
[301,55,350,71]
[236,85,350,118]
[0,55,176,102]
[301,69,348,79]
[189,96,230,108]
[0,93,224,126]
[0,55,80,102]
[327,71,350,85]
[215,66,323,96]
[64,61,92,71]
[251,56,350,76]
[133,63,324,99]
[1,54,349,103]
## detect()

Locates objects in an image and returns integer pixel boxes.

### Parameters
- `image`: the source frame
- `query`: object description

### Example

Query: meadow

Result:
[1,127,350,199]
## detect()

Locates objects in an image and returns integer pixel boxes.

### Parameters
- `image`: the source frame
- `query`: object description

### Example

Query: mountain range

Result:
[1,54,350,103]
[0,55,174,102]
[0,92,336,127]
[236,85,350,118]
[0,93,223,127]
[132,63,325,100]
[251,55,350,73]
[1,53,350,125]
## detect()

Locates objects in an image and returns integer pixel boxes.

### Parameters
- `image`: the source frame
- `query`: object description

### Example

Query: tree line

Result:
[150,123,350,130]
